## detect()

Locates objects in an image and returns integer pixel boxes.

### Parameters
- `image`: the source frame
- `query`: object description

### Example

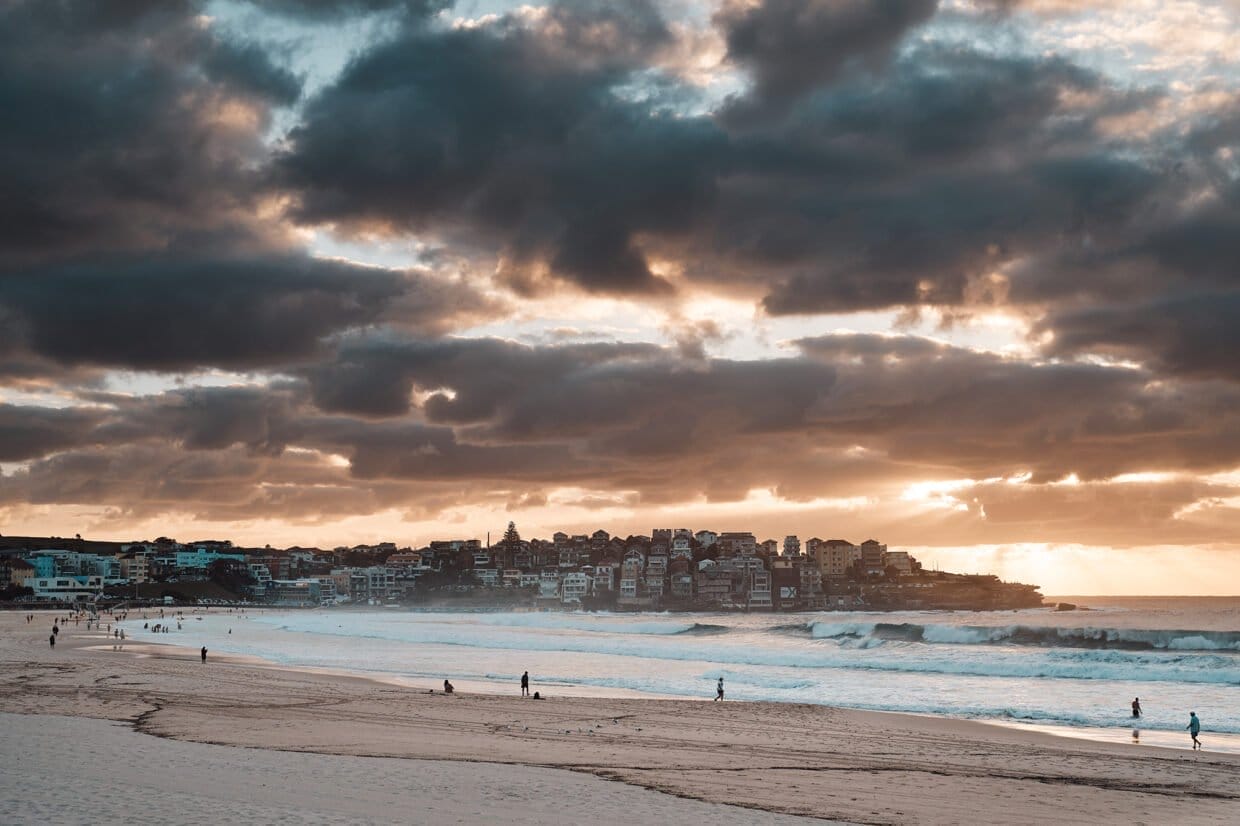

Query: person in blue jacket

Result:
[1187,711,1202,750]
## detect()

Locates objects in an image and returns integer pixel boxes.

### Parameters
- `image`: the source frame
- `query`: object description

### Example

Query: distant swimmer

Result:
[521,670,530,697]
[1132,697,1142,718]
[1187,711,1202,750]
[714,677,724,702]
[443,679,454,694]
[200,646,208,663]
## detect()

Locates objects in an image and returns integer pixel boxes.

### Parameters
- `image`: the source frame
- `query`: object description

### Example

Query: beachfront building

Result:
[268,578,324,606]
[759,538,779,557]
[748,568,773,609]
[118,553,149,583]
[813,539,859,579]
[694,561,733,607]
[694,530,717,549]
[1,556,35,589]
[316,578,337,603]
[561,572,590,604]
[349,566,396,601]
[592,563,616,593]
[248,564,272,598]
[861,540,888,576]
[883,550,914,576]
[669,557,694,599]
[800,564,825,609]
[783,536,801,557]
[174,547,246,573]
[25,575,104,601]
[24,550,121,581]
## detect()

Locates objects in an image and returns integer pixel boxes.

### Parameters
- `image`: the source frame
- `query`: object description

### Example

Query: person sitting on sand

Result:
[1187,711,1202,749]
[1132,697,1141,718]
[443,679,454,694]
[532,691,542,700]
[715,677,724,701]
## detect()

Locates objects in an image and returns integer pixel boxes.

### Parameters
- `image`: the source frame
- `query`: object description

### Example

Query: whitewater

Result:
[122,596,1240,751]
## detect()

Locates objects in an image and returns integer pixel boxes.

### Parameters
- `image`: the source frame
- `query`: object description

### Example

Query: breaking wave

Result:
[806,622,1240,652]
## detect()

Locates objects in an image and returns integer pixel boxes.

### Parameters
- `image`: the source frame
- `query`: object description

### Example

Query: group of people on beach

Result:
[1131,697,1204,750]
[439,670,543,699]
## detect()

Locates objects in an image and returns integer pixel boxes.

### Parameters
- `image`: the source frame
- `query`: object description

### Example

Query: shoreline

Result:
[5,614,1239,824]
[106,609,1240,755]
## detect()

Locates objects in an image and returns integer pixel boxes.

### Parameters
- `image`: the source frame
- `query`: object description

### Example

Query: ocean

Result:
[119,596,1240,753]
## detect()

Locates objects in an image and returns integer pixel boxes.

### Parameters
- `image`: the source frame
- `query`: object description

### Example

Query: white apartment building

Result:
[561,572,590,603]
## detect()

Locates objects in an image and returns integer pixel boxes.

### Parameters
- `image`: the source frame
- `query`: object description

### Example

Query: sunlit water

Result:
[118,596,1240,753]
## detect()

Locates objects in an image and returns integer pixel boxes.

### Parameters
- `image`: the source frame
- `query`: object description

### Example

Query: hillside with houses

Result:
[0,525,1043,611]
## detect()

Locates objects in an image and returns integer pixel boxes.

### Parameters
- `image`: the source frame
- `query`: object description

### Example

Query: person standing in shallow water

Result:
[1187,711,1202,749]
[200,646,207,663]
[521,671,529,697]
[1131,697,1141,718]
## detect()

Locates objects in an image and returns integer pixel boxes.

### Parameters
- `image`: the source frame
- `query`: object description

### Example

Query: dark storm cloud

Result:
[276,1,726,295]
[716,0,939,121]
[240,0,446,20]
[301,333,1240,485]
[0,404,106,462]
[0,0,298,264]
[1041,293,1240,381]
[301,336,662,418]
[95,385,307,455]
[719,47,1162,315]
[0,0,495,375]
[0,248,480,371]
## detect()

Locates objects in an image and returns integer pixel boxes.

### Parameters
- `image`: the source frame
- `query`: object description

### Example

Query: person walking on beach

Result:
[521,671,530,697]
[1187,711,1202,749]
[49,633,55,649]
[714,677,724,701]
[1131,697,1141,718]
[200,646,207,663]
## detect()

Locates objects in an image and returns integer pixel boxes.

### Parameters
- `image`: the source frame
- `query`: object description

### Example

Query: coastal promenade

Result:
[2,613,1237,825]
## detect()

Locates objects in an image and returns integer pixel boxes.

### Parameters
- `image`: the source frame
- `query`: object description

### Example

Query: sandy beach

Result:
[3,612,1238,825]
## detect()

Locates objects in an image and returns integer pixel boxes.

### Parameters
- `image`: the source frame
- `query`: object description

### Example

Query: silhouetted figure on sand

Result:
[1187,712,1202,749]
[49,634,55,648]
[521,671,529,697]
[443,679,454,694]
[715,677,724,701]
[200,646,208,663]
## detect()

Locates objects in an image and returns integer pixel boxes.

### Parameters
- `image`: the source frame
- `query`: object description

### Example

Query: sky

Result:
[2,0,1240,594]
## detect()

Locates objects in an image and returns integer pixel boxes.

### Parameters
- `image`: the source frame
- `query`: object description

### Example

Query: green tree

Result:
[503,521,521,548]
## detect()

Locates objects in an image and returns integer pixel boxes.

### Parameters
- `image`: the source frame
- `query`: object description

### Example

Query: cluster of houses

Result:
[0,528,923,611]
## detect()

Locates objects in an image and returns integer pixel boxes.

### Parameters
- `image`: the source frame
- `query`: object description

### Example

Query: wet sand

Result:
[3,612,1237,824]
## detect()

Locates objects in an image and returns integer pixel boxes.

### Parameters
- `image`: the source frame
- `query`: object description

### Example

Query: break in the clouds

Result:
[3,0,1240,585]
